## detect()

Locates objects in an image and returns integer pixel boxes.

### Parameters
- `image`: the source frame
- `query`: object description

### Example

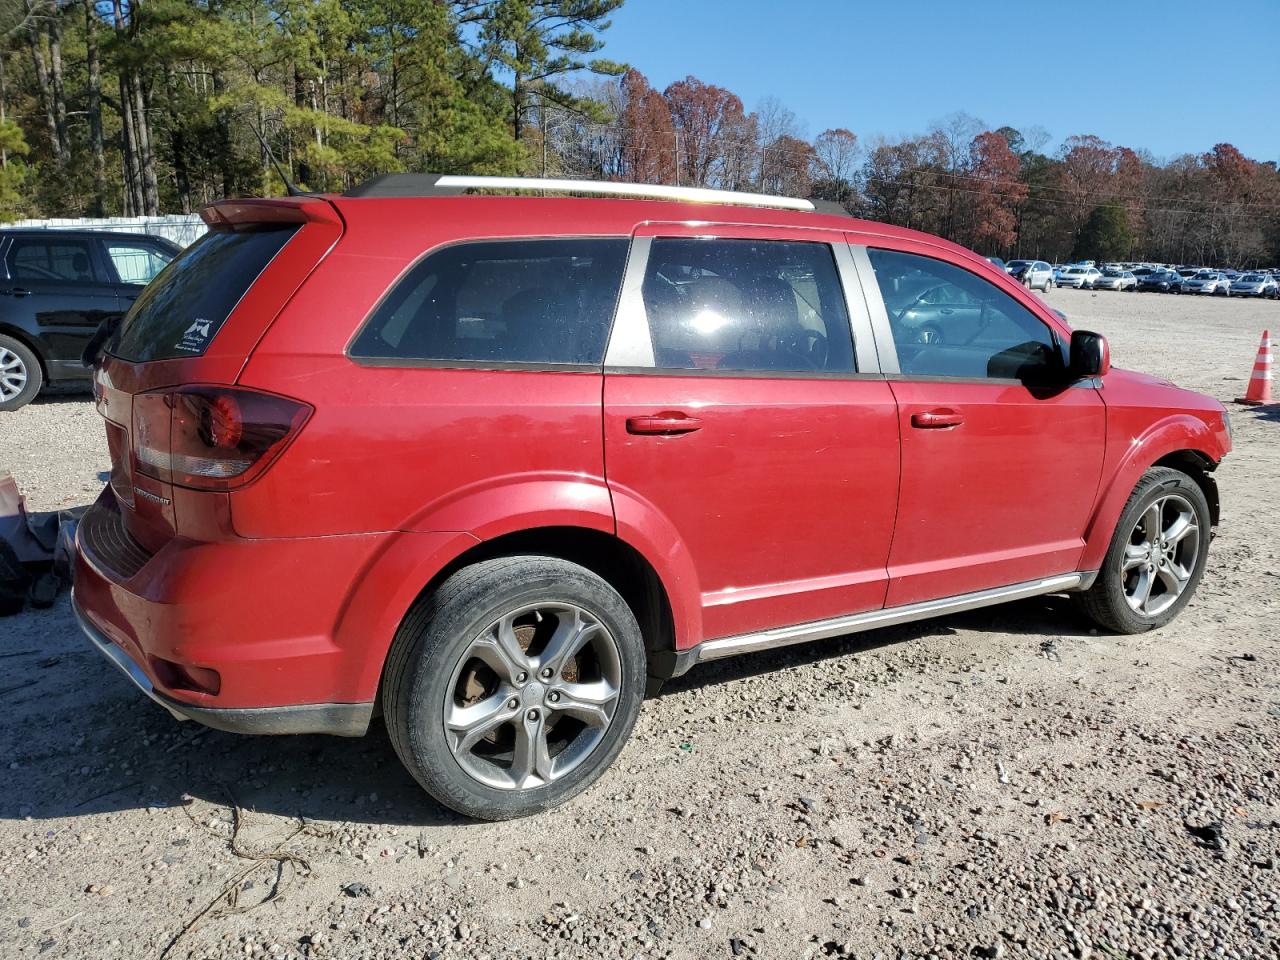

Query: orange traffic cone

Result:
[1236,330,1273,406]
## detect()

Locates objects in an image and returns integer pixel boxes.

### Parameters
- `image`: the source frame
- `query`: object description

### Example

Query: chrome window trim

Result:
[832,240,881,375]
[604,365,887,381]
[847,243,901,374]
[602,235,655,368]
[604,233,883,377]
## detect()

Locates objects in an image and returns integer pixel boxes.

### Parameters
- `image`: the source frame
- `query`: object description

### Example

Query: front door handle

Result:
[1,287,30,298]
[911,409,965,429]
[626,413,703,436]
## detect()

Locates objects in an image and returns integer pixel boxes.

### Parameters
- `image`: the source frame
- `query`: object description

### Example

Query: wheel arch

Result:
[1152,449,1219,527]
[1081,419,1224,571]
[407,525,681,681]
[0,323,48,378]
[345,523,694,706]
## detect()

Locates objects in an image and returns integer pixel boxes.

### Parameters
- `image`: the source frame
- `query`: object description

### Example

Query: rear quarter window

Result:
[348,238,628,366]
[107,225,298,363]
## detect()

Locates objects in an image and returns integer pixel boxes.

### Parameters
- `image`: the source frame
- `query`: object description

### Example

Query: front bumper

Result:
[73,591,373,735]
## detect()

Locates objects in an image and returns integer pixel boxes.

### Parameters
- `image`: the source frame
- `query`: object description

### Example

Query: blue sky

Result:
[599,0,1279,163]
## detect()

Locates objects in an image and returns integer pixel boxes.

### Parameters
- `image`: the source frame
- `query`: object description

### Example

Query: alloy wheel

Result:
[1121,493,1201,616]
[443,602,623,791]
[0,346,28,402]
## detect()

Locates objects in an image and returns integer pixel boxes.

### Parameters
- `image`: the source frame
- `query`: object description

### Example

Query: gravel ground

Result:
[0,288,1278,960]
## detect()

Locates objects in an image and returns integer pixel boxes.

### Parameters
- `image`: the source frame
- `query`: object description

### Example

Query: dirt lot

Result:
[1,288,1277,960]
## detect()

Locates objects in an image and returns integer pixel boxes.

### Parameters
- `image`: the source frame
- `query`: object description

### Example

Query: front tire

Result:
[1075,467,1211,634]
[382,556,646,820]
[0,334,42,412]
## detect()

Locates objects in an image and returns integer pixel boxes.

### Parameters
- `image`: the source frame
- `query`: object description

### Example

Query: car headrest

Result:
[746,276,799,333]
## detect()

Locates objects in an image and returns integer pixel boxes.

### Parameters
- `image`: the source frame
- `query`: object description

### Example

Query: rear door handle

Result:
[911,409,965,429]
[626,413,702,436]
[1,287,30,298]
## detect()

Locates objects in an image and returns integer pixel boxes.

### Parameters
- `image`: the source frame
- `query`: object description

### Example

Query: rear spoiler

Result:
[200,197,341,229]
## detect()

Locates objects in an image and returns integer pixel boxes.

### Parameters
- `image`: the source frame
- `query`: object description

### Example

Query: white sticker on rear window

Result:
[175,317,212,353]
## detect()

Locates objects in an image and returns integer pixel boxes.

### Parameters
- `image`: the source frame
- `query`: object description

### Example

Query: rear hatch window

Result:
[107,225,298,362]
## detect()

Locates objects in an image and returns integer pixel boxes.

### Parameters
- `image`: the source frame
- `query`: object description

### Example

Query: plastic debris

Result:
[0,471,82,616]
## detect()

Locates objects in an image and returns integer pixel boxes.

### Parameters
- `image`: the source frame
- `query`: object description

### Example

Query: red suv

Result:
[72,175,1231,819]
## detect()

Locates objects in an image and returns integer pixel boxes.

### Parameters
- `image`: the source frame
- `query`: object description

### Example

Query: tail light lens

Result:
[132,386,311,491]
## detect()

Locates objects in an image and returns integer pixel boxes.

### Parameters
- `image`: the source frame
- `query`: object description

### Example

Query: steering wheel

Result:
[784,329,827,369]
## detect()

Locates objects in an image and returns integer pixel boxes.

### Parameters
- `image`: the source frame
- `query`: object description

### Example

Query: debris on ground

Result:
[0,471,80,616]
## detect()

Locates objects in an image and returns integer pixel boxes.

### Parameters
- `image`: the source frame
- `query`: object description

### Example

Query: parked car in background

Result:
[1006,259,1055,291]
[1228,273,1276,297]
[0,229,180,410]
[1093,269,1137,291]
[69,174,1230,820]
[1056,265,1102,289]
[1137,269,1180,293]
[1181,271,1231,296]
[985,256,1008,272]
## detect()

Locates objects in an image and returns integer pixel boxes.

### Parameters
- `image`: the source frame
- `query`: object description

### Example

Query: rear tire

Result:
[382,556,645,820]
[1075,467,1211,634]
[0,334,42,412]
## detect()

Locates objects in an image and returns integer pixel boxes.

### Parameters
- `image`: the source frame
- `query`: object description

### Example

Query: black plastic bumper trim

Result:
[72,591,373,738]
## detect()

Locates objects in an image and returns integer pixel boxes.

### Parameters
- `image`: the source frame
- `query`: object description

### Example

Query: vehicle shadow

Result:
[0,602,472,829]
[32,384,94,405]
[0,593,1094,828]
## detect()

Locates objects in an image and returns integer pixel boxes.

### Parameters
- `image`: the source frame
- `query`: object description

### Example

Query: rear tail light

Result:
[132,386,311,491]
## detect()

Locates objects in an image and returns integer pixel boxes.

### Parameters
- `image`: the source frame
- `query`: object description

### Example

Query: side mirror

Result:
[1069,329,1110,379]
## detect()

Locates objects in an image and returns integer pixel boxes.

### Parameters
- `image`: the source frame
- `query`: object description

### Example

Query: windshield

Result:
[1240,274,1263,282]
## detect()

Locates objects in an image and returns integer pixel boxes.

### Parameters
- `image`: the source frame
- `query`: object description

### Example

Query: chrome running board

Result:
[691,572,1093,666]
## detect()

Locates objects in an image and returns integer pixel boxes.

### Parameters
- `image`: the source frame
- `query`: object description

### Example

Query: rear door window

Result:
[104,240,175,285]
[641,238,855,373]
[349,238,628,366]
[7,237,105,283]
[107,225,298,362]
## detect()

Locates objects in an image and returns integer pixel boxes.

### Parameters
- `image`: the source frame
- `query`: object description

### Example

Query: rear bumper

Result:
[72,593,372,735]
[71,488,393,734]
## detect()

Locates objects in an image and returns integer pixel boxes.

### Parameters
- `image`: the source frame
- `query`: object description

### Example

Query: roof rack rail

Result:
[344,173,821,212]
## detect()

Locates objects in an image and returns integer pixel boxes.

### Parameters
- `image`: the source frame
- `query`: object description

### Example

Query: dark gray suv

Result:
[0,229,180,410]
